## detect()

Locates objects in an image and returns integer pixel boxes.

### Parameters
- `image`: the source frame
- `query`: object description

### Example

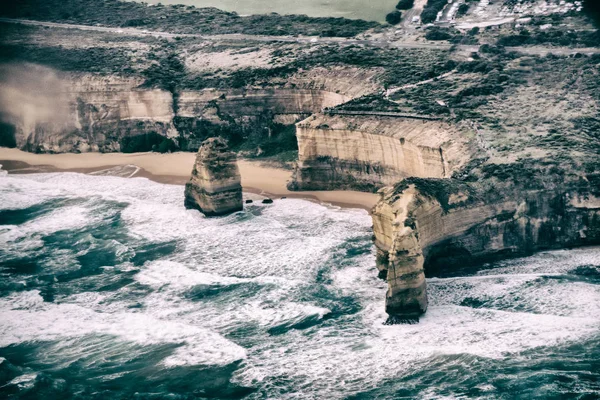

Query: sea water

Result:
[0,170,599,399]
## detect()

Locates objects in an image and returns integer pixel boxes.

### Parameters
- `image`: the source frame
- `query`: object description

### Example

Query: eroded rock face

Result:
[290,113,474,192]
[0,67,177,153]
[372,171,600,323]
[372,185,428,323]
[1,65,352,153]
[184,138,243,216]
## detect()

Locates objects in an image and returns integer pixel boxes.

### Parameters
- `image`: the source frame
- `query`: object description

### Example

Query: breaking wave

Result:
[0,172,598,398]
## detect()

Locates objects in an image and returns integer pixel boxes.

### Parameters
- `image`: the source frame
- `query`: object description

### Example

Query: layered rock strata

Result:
[184,137,243,216]
[177,89,350,118]
[0,67,177,153]
[372,170,600,322]
[291,114,472,192]
[0,64,352,153]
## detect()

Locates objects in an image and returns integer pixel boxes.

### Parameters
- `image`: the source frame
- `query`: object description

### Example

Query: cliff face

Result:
[372,171,600,322]
[178,89,349,118]
[0,66,350,153]
[175,88,350,151]
[0,67,177,153]
[291,114,473,192]
[184,137,243,216]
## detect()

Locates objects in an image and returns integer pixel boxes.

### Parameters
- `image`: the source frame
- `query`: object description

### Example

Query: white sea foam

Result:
[0,174,66,210]
[2,172,599,398]
[473,247,600,276]
[234,249,600,397]
[0,291,246,367]
[8,373,38,390]
[135,260,293,290]
[429,273,600,318]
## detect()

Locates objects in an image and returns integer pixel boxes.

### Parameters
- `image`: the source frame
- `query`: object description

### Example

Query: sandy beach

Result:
[0,148,379,211]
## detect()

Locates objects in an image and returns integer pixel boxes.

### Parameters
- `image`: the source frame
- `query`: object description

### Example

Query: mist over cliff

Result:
[0,63,70,148]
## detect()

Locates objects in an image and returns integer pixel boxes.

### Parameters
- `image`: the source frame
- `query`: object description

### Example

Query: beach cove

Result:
[0,148,379,211]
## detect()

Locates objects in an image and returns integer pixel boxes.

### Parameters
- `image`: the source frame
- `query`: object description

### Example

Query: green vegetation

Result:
[0,0,380,37]
[396,0,415,10]
[583,0,600,27]
[174,118,243,150]
[334,95,403,112]
[0,43,135,74]
[289,45,456,88]
[425,27,452,41]
[390,47,600,169]
[421,0,447,23]
[240,123,299,157]
[386,11,402,25]
[457,3,470,17]
[425,27,478,44]
[120,132,177,153]
[497,28,600,48]
[393,177,478,212]
[174,111,298,157]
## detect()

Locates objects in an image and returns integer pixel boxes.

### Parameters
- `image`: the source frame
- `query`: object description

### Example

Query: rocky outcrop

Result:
[291,113,473,192]
[372,168,600,322]
[184,137,243,216]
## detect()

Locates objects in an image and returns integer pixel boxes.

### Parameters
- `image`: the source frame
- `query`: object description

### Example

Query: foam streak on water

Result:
[0,172,599,399]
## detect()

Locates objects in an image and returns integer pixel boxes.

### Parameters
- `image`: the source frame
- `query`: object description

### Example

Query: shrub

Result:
[122,18,147,27]
[142,53,185,93]
[457,3,469,17]
[253,124,298,157]
[456,84,504,99]
[421,0,448,23]
[120,132,176,153]
[396,0,414,10]
[425,27,452,40]
[583,0,600,28]
[386,10,402,25]
[420,8,439,24]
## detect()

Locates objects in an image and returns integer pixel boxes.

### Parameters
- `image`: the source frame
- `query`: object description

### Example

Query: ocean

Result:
[0,170,599,399]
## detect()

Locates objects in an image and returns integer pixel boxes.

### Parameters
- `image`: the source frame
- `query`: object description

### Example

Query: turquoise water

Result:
[0,170,599,399]
[132,0,398,21]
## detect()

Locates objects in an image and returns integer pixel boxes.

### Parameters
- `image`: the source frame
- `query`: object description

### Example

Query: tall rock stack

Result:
[184,137,243,216]
[372,171,600,323]
[372,184,428,324]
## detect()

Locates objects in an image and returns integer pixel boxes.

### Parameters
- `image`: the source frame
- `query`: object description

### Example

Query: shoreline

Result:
[0,148,379,212]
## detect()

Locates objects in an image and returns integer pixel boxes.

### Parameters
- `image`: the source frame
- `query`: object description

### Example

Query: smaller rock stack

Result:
[184,137,243,216]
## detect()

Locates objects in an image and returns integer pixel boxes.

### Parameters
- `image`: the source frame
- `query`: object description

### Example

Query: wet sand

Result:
[0,148,379,211]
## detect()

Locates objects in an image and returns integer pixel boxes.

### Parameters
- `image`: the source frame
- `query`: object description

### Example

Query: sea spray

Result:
[0,172,598,398]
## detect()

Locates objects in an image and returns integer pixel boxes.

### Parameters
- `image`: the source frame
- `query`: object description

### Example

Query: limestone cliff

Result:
[372,167,600,322]
[177,88,349,119]
[184,137,243,216]
[291,113,474,192]
[0,66,177,153]
[175,88,350,151]
[0,65,351,153]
